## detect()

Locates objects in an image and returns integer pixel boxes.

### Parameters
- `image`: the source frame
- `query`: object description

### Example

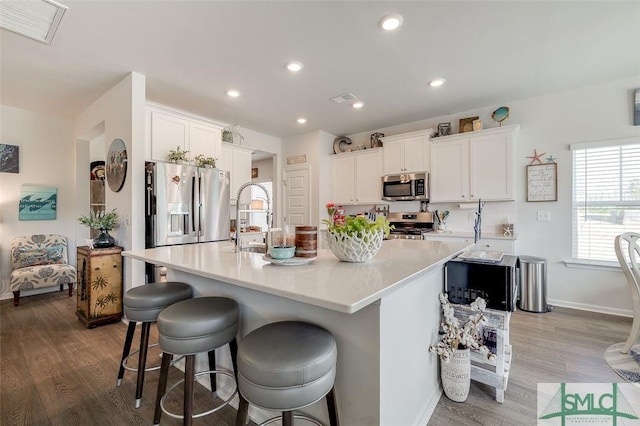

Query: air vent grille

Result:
[0,0,67,44]
[329,92,358,104]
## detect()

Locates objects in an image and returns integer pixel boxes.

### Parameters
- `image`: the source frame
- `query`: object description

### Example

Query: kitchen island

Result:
[122,238,470,425]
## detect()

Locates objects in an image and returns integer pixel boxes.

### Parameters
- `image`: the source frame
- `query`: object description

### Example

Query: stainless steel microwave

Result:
[382,172,429,201]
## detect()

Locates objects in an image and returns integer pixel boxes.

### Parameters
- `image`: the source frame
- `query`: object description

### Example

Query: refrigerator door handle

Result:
[197,174,203,236]
[191,174,197,234]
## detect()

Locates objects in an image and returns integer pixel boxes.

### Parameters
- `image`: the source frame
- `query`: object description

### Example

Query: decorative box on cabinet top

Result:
[76,246,123,328]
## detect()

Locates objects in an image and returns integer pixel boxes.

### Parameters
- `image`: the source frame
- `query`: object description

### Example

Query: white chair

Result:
[615,232,640,354]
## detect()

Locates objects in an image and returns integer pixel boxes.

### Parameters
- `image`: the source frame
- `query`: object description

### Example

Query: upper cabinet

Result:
[430,125,518,202]
[381,129,433,175]
[331,149,383,205]
[147,104,222,162]
[218,143,252,206]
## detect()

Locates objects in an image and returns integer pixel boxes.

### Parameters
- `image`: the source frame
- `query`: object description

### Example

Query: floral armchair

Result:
[10,234,76,306]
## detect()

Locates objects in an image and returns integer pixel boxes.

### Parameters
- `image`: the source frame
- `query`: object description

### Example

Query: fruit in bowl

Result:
[270,245,296,259]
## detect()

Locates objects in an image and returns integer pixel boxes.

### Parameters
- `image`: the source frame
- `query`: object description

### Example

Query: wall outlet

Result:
[537,210,551,222]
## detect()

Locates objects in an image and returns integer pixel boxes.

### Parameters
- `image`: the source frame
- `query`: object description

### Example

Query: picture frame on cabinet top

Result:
[459,116,479,133]
[437,123,451,137]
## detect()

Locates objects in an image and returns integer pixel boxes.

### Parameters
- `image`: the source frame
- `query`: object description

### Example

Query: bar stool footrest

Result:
[260,414,324,426]
[122,342,185,373]
[160,369,237,420]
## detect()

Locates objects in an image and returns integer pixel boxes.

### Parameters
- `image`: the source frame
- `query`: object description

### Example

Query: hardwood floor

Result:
[0,291,631,425]
[428,306,630,425]
[0,291,249,426]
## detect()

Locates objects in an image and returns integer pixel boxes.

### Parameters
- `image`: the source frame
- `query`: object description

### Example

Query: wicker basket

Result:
[326,228,384,262]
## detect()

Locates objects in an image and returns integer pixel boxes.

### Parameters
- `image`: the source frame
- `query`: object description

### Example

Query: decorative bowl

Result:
[269,245,296,259]
[326,228,384,263]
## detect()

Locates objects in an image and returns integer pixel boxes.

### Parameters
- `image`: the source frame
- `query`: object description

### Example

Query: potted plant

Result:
[167,146,189,163]
[193,154,216,168]
[322,203,392,262]
[429,293,495,402]
[78,209,119,248]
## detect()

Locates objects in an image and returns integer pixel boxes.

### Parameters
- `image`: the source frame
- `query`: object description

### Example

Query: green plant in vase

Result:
[194,154,216,168]
[167,146,190,163]
[78,209,119,248]
[322,203,393,262]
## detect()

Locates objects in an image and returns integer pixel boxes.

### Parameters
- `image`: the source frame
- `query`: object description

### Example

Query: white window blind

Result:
[572,143,640,262]
[249,182,272,231]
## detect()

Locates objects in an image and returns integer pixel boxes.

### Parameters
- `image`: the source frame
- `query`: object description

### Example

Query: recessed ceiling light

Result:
[429,78,446,87]
[286,61,303,72]
[352,101,364,109]
[297,118,307,124]
[379,14,403,31]
[227,89,240,97]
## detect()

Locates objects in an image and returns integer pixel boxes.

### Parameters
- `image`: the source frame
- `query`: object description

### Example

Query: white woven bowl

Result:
[327,228,384,262]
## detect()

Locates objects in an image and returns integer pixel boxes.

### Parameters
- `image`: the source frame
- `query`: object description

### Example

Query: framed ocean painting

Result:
[0,144,19,173]
[19,185,57,220]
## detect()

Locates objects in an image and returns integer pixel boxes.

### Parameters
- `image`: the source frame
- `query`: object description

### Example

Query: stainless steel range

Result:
[388,212,434,240]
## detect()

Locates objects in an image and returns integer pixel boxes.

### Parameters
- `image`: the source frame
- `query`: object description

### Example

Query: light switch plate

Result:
[537,210,551,222]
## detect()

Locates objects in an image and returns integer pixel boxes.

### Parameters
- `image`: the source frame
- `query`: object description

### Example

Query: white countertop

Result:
[423,231,517,240]
[122,239,470,314]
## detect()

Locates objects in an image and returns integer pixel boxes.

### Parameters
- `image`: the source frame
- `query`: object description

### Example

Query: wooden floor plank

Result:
[1,292,633,425]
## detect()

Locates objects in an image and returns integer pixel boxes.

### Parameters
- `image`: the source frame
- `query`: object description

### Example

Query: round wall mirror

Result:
[106,138,127,192]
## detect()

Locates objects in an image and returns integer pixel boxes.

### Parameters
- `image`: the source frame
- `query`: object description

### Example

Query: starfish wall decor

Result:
[527,149,546,165]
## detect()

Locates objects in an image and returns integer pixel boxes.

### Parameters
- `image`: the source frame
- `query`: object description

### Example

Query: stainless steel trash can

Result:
[518,255,548,313]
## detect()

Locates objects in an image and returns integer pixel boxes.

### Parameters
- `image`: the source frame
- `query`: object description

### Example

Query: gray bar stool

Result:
[153,296,240,426]
[235,321,339,426]
[117,281,193,408]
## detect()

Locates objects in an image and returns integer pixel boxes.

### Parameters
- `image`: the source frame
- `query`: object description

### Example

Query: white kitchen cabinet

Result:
[147,104,223,162]
[382,129,433,175]
[430,125,518,202]
[150,110,188,161]
[189,121,222,161]
[219,143,252,205]
[331,149,383,205]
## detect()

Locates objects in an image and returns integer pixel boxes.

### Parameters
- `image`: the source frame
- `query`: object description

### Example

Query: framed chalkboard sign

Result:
[527,163,557,202]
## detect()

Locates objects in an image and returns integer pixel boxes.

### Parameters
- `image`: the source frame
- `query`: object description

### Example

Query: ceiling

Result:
[1,1,639,139]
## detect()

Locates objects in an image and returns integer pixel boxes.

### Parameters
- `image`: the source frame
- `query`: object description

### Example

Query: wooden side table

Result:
[76,246,123,328]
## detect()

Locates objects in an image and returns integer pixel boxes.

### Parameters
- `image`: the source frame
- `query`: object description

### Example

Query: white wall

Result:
[0,106,76,298]
[252,158,273,181]
[347,76,640,316]
[281,130,336,228]
[74,72,147,292]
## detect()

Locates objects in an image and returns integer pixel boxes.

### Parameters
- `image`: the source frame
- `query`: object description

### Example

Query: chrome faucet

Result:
[235,182,271,252]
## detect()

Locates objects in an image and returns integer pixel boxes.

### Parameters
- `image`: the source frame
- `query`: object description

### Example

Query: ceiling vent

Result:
[0,0,68,45]
[329,92,358,104]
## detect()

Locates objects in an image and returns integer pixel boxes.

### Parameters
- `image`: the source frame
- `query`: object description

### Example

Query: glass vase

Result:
[93,228,115,248]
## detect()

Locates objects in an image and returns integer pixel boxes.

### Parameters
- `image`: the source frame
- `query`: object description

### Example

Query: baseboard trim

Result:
[0,285,76,301]
[547,298,632,318]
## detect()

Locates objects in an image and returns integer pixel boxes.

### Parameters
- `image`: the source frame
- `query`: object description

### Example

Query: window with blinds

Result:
[572,142,640,262]
[249,182,273,231]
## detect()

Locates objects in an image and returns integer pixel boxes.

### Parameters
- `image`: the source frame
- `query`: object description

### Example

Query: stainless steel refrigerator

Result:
[145,161,230,281]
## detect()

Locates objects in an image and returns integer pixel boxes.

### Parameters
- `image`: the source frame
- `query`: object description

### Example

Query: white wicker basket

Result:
[326,228,384,262]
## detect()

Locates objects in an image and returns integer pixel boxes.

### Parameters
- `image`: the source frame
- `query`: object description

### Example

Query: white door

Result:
[284,167,310,226]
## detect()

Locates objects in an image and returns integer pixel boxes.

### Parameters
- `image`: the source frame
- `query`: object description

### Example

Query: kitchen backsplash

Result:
[339,201,517,235]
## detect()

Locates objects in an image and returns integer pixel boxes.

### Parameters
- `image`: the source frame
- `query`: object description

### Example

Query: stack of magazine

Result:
[457,250,504,263]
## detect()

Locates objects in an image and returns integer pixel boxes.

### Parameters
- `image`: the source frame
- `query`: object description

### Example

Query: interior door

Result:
[284,167,310,226]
